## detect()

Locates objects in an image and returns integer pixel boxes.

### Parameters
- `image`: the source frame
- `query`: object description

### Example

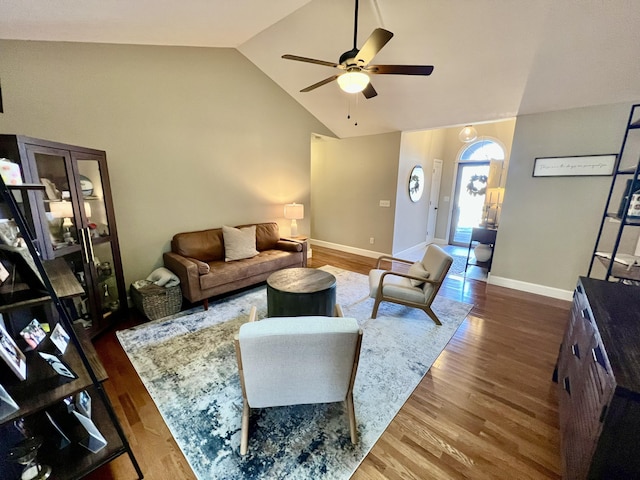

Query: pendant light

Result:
[458,125,478,143]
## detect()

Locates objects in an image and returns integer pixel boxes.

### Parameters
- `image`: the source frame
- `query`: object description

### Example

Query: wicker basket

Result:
[131,282,182,321]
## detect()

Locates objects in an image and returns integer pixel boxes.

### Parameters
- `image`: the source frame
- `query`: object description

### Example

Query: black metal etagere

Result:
[0,177,143,479]
[588,103,640,282]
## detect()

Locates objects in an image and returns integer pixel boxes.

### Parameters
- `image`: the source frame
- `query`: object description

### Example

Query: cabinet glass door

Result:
[23,145,126,338]
[73,155,125,334]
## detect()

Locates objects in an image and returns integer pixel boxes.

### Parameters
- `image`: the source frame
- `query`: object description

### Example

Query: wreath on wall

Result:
[466,174,488,196]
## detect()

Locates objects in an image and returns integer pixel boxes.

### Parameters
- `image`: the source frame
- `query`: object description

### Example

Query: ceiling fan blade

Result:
[300,74,340,92]
[366,64,434,76]
[354,28,394,65]
[362,82,377,99]
[282,54,340,69]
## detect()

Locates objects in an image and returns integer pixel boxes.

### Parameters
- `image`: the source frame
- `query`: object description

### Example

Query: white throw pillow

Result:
[407,262,430,287]
[223,225,259,262]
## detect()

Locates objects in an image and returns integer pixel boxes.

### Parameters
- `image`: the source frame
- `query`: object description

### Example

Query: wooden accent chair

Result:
[368,244,453,325]
[234,305,363,455]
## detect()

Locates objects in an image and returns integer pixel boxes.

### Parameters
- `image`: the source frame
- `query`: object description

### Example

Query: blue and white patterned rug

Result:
[117,266,472,479]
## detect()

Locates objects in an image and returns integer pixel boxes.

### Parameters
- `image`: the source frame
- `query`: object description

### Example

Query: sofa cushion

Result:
[223,225,259,262]
[172,229,224,262]
[200,250,300,290]
[407,262,430,287]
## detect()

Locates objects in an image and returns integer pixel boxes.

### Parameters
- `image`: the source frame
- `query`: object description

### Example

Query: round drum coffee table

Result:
[267,268,337,317]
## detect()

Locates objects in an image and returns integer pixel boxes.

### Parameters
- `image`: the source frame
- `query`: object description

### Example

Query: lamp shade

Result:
[284,203,304,220]
[50,201,74,219]
[458,125,478,143]
[337,71,370,94]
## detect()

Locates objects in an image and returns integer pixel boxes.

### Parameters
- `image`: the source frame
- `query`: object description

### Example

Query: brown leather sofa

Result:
[163,222,307,310]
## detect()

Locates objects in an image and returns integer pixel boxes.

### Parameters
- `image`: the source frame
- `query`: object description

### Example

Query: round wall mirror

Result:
[409,165,424,202]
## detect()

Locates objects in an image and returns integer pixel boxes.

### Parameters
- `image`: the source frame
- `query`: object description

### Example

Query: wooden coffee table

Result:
[266,268,337,317]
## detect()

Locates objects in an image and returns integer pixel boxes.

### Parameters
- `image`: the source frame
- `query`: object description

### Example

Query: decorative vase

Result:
[474,244,493,263]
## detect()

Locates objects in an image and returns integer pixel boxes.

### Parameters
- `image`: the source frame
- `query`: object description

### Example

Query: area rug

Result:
[117,266,473,479]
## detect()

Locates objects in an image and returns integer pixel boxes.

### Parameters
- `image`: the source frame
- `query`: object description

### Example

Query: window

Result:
[460,138,505,162]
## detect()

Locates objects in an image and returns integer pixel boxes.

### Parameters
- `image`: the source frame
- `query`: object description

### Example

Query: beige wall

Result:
[492,103,631,291]
[0,40,332,286]
[310,132,401,253]
[393,129,446,253]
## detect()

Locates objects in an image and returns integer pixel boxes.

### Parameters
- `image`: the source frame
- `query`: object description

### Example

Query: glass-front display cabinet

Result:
[0,135,127,338]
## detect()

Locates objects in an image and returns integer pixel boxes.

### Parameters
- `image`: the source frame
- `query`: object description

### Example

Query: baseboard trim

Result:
[488,275,574,301]
[309,239,386,259]
[310,239,573,301]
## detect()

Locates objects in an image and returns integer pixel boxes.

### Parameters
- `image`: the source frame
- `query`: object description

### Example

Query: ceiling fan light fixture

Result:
[459,125,478,143]
[337,70,370,93]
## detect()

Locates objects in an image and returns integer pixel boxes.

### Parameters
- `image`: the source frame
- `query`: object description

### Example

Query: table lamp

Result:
[284,203,304,237]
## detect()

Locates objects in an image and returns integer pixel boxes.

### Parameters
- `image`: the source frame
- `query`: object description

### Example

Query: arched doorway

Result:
[449,138,505,245]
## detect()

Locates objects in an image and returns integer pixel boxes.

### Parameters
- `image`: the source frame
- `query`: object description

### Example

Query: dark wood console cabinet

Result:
[557,277,640,479]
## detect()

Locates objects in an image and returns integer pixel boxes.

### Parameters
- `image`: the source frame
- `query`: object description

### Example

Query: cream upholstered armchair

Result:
[234,306,363,456]
[369,244,453,325]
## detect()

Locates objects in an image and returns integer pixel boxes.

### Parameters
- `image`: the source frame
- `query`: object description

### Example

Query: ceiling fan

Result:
[282,0,434,99]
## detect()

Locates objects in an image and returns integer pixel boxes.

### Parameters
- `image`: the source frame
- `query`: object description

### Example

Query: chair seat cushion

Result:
[369,269,426,304]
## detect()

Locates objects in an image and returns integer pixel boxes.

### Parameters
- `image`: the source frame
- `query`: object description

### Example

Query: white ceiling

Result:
[2,0,640,138]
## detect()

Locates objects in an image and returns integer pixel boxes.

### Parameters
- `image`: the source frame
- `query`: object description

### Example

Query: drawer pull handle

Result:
[563,377,571,395]
[592,345,607,370]
[582,308,591,321]
[571,343,580,359]
[599,405,608,423]
[576,284,583,294]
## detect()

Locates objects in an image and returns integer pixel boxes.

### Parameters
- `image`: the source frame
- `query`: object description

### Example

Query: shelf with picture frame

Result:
[0,177,142,479]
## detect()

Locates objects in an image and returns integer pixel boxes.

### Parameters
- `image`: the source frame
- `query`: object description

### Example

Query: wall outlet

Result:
[379,200,391,207]
[369,237,375,244]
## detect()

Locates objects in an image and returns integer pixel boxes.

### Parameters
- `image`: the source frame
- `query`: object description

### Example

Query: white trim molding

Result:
[309,239,387,259]
[488,275,574,301]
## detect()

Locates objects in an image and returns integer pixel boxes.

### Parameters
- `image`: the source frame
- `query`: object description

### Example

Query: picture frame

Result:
[76,390,91,418]
[532,154,616,177]
[20,319,47,350]
[50,323,70,355]
[0,383,19,420]
[38,352,77,379]
[0,323,27,380]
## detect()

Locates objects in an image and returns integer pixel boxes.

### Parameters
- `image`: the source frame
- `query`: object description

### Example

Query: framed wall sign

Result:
[532,154,616,177]
[409,165,424,202]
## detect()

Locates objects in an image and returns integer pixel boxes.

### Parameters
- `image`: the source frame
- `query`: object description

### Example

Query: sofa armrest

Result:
[277,238,308,267]
[163,252,202,301]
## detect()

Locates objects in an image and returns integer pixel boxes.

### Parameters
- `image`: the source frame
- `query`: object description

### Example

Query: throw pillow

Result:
[407,262,430,287]
[223,225,259,262]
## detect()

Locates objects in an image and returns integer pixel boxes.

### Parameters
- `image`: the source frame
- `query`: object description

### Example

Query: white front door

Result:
[426,159,443,244]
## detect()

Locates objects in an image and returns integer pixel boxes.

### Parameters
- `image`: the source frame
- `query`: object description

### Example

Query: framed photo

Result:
[76,390,91,418]
[50,323,70,355]
[39,352,77,379]
[0,324,27,380]
[532,154,616,177]
[0,383,19,420]
[20,319,47,350]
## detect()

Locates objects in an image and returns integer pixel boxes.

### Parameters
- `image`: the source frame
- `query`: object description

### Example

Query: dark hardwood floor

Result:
[87,245,569,479]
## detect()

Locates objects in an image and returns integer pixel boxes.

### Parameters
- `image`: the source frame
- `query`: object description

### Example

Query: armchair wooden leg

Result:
[203,298,209,311]
[240,402,250,455]
[345,394,358,444]
[424,306,442,326]
[371,299,381,319]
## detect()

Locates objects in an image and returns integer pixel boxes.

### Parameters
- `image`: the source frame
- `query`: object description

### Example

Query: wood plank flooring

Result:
[87,245,569,479]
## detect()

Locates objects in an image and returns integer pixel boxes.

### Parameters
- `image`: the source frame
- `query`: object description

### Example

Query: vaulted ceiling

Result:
[2,0,640,138]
